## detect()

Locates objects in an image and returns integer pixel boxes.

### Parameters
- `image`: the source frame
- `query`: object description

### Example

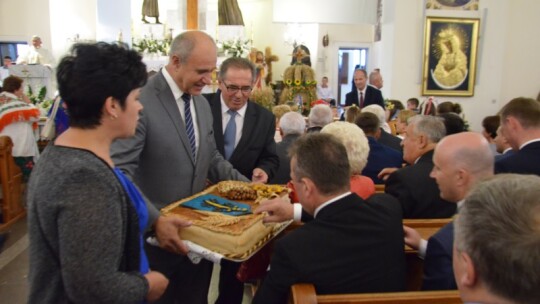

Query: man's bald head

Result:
[431,132,494,202]
[438,132,494,175]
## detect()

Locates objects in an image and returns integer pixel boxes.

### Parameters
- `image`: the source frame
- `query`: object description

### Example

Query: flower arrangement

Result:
[27,85,54,114]
[384,99,395,111]
[27,85,47,105]
[132,37,170,56]
[217,38,252,58]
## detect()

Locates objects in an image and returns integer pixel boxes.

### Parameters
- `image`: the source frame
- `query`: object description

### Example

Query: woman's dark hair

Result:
[481,115,500,139]
[56,42,147,128]
[2,75,23,93]
[437,101,462,115]
[438,113,466,135]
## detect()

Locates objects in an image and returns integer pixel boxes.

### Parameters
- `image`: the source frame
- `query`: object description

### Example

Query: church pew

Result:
[403,218,452,241]
[0,136,26,230]
[289,283,462,304]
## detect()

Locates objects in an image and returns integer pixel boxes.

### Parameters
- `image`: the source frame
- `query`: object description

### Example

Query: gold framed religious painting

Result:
[422,17,480,96]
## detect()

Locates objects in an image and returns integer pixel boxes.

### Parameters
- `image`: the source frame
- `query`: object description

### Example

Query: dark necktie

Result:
[359,91,364,108]
[182,93,196,158]
[223,110,237,160]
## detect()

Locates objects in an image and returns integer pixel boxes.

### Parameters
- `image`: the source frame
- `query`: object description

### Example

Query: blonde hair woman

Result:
[321,121,375,199]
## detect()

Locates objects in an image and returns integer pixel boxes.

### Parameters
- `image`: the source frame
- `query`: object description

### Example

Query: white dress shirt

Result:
[162,68,200,155]
[220,96,247,148]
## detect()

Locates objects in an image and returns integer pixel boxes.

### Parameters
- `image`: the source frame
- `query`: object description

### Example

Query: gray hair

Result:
[169,31,216,63]
[408,115,446,143]
[361,104,386,128]
[455,174,540,303]
[218,57,257,83]
[279,112,306,136]
[308,105,333,128]
[321,122,370,174]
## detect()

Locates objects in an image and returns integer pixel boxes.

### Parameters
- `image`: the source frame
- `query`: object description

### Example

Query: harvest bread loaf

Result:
[162,181,289,259]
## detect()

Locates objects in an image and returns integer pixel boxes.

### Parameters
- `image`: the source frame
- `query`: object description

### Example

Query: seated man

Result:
[453,174,540,304]
[379,115,456,218]
[253,133,406,304]
[270,112,305,184]
[306,104,333,133]
[361,104,402,152]
[493,126,514,161]
[495,97,540,175]
[404,132,494,291]
[355,112,403,184]
[316,76,336,105]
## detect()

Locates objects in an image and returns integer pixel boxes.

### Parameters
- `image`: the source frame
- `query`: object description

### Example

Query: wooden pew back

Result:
[289,283,462,304]
[0,136,26,229]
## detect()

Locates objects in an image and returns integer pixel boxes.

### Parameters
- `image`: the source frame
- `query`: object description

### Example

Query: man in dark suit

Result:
[379,115,456,218]
[493,126,515,161]
[355,112,403,184]
[203,57,279,304]
[495,97,540,175]
[453,175,540,304]
[111,31,250,304]
[270,111,305,184]
[344,69,384,109]
[403,132,493,291]
[253,133,406,304]
[361,104,402,152]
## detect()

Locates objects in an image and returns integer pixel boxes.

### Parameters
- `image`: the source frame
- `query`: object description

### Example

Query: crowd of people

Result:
[0,30,536,304]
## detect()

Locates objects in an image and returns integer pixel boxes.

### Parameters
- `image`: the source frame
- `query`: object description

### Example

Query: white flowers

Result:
[218,38,252,58]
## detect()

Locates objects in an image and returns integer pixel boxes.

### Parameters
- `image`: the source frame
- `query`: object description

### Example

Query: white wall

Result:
[49,0,97,61]
[2,0,539,132]
[380,0,540,131]
[0,0,52,48]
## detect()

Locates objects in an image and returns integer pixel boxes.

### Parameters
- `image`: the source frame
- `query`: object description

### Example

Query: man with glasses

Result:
[204,56,278,304]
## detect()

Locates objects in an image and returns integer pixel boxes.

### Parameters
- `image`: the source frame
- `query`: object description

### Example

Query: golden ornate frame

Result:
[422,17,480,96]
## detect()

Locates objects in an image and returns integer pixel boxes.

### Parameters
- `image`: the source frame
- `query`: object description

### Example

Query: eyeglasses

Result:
[222,82,252,95]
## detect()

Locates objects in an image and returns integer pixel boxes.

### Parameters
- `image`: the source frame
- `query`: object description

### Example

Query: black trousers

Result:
[214,260,244,304]
[144,242,213,304]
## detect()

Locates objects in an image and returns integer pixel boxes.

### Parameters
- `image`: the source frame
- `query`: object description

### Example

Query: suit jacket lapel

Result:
[230,101,257,161]
[154,72,195,163]
[208,91,225,155]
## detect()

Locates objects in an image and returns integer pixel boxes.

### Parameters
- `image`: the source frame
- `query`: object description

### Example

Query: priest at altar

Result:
[16,36,55,66]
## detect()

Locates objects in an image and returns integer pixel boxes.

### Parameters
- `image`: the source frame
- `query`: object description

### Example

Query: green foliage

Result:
[28,85,47,105]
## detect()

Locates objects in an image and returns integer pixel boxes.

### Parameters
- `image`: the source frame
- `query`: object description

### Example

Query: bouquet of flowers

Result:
[218,38,252,58]
[132,37,170,56]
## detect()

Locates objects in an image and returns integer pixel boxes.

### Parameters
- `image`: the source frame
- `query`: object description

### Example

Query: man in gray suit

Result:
[112,31,249,304]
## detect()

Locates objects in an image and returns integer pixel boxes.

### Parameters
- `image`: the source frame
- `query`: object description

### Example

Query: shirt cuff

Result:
[419,239,428,259]
[293,203,302,222]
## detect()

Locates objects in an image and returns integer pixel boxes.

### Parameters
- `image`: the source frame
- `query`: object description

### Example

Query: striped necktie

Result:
[223,110,238,160]
[182,93,196,158]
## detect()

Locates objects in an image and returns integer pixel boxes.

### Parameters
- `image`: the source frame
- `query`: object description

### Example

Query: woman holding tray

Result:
[26,42,174,303]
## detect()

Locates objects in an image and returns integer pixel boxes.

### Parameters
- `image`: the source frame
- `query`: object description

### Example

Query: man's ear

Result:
[456,168,468,187]
[374,128,382,139]
[506,116,522,132]
[302,177,315,197]
[417,134,428,149]
[456,251,477,288]
[104,96,118,118]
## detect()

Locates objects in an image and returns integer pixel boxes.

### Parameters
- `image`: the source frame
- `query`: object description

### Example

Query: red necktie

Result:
[359,91,364,108]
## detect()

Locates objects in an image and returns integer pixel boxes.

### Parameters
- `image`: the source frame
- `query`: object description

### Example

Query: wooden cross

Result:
[187,0,198,29]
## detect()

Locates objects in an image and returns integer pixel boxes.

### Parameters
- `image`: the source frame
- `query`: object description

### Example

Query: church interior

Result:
[0,0,539,303]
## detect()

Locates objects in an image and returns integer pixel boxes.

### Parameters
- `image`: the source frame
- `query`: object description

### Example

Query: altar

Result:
[8,65,54,99]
